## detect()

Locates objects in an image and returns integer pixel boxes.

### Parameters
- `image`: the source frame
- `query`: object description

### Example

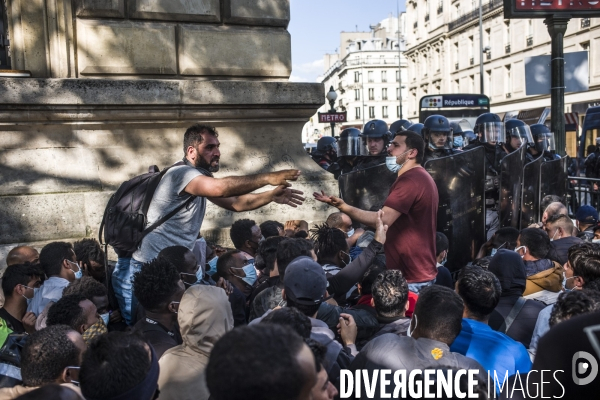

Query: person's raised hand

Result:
[272,186,305,208]
[313,191,346,209]
[216,277,234,296]
[268,170,301,187]
[374,209,388,244]
[284,220,296,237]
[337,313,357,346]
[21,312,37,335]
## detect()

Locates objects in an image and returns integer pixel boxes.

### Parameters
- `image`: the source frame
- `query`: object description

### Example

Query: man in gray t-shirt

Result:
[113,124,305,324]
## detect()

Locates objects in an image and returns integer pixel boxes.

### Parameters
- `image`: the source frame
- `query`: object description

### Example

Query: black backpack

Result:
[99,162,195,257]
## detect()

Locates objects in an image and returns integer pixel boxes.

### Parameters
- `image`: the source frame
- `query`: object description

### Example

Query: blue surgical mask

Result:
[233,264,258,286]
[453,136,464,148]
[68,260,83,280]
[100,313,110,326]
[346,228,355,238]
[206,257,218,276]
[21,285,34,306]
[386,156,400,173]
[562,272,577,292]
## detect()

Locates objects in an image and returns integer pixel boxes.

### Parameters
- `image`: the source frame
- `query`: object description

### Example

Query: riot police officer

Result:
[528,124,560,163]
[389,119,412,135]
[311,136,338,170]
[327,127,364,179]
[450,121,469,150]
[466,112,507,239]
[503,119,533,154]
[407,123,424,138]
[422,115,456,163]
[355,119,392,170]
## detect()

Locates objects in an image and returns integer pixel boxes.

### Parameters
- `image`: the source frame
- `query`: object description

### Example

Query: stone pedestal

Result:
[0,0,336,268]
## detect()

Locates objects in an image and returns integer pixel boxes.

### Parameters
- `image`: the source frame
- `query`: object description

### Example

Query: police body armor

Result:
[520,154,544,229]
[424,147,486,273]
[338,163,398,212]
[540,156,568,204]
[499,145,527,229]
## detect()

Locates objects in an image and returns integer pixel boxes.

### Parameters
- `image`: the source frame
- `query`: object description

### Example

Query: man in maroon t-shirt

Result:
[314,131,439,292]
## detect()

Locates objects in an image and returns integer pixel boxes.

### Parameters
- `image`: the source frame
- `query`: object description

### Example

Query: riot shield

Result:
[338,163,397,212]
[520,155,543,229]
[499,145,526,229]
[424,147,486,273]
[540,156,568,205]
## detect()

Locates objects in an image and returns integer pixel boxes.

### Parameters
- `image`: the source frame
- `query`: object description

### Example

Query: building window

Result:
[368,71,374,82]
[355,107,361,119]
[397,106,401,117]
[505,64,512,96]
[396,70,400,82]
[486,70,492,97]
[581,41,590,51]
[469,75,475,93]
[355,89,360,101]
[381,71,387,82]
[382,88,388,100]
[454,79,459,92]
[368,88,374,100]
[369,107,375,118]
[354,71,360,82]
[382,106,389,118]
[396,88,400,100]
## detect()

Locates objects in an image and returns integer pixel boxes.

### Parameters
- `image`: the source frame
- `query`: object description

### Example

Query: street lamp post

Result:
[326,86,338,136]
[397,1,404,119]
[479,0,484,94]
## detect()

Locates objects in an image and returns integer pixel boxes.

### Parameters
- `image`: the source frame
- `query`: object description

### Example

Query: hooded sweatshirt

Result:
[158,285,233,400]
[487,250,546,348]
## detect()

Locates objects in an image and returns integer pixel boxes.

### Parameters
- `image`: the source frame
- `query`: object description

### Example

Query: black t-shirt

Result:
[0,308,25,334]
[133,317,182,359]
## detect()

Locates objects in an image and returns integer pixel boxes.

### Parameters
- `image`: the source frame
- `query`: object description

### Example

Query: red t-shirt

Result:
[383,166,438,283]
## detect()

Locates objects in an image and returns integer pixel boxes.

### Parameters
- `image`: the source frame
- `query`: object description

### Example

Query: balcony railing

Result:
[506,93,512,99]
[526,36,533,46]
[425,14,430,22]
[505,44,511,54]
[448,0,502,31]
[582,18,591,29]
[470,58,474,65]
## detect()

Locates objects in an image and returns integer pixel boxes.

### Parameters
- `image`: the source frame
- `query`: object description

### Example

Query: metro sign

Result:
[318,112,347,123]
[504,0,600,17]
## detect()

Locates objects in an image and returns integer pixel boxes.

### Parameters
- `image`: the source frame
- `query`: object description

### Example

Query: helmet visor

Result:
[535,131,555,152]
[479,122,506,144]
[428,130,454,150]
[507,125,534,147]
[337,136,369,156]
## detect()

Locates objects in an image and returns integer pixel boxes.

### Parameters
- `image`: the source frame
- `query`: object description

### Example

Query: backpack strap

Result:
[138,194,196,243]
[498,297,527,334]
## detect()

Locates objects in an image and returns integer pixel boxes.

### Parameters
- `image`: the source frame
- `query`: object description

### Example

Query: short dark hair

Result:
[456,265,502,320]
[519,228,550,259]
[12,384,81,400]
[471,256,492,269]
[359,264,386,295]
[261,307,312,339]
[436,232,449,256]
[305,338,326,373]
[158,245,193,272]
[285,297,321,318]
[257,236,286,272]
[183,124,218,155]
[260,221,284,238]
[325,212,346,229]
[47,294,88,331]
[133,258,180,311]
[276,239,315,281]
[230,219,257,249]
[310,223,348,262]
[394,131,425,164]
[73,238,105,268]
[21,325,80,387]
[216,249,242,279]
[491,227,520,250]
[39,242,73,277]
[568,243,600,285]
[63,276,107,300]
[413,285,464,344]
[80,332,152,399]
[1,263,44,296]
[371,270,409,318]
[546,214,575,235]
[207,324,311,400]
[549,289,600,327]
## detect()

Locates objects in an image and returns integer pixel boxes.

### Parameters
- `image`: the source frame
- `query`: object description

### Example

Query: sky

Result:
[288,0,405,83]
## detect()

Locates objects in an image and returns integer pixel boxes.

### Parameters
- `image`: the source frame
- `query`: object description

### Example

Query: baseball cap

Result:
[575,205,599,224]
[283,256,327,306]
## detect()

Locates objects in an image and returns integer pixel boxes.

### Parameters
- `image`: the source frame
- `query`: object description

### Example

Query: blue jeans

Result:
[407,279,436,294]
[112,257,143,325]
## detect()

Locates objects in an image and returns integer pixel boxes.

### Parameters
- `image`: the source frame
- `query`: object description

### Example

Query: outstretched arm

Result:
[185,169,301,198]
[209,186,305,212]
[313,191,401,228]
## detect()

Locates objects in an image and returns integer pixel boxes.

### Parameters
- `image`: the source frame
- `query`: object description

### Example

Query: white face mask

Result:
[388,149,412,173]
[407,314,418,337]
[514,246,527,259]
[593,239,600,244]
[100,313,110,326]
[385,156,400,173]
[346,228,355,237]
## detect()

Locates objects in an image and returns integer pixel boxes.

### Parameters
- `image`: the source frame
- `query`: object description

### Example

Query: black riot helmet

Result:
[389,119,413,135]
[338,128,368,157]
[504,119,533,151]
[406,123,424,138]
[474,113,505,145]
[530,124,556,153]
[360,119,392,155]
[314,136,338,161]
[422,115,453,151]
